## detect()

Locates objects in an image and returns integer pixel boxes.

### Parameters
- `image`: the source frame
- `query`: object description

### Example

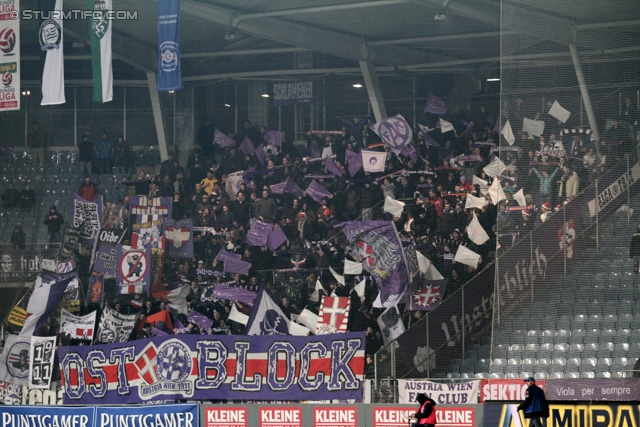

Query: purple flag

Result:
[325,156,343,177]
[346,151,363,177]
[423,134,441,148]
[494,116,502,132]
[406,278,448,311]
[214,128,235,148]
[213,284,257,306]
[216,247,241,262]
[270,180,288,194]
[308,140,322,159]
[223,257,252,276]
[401,144,418,161]
[283,178,305,199]
[371,114,413,154]
[246,219,272,246]
[255,143,265,164]
[267,226,288,251]
[424,93,447,116]
[91,227,125,280]
[462,120,475,136]
[151,327,169,336]
[188,309,213,330]
[239,136,255,156]
[305,180,333,204]
[264,131,281,147]
[162,218,194,259]
[335,221,411,307]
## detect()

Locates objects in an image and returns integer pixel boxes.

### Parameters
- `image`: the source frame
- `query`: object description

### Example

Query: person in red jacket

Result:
[77,175,99,201]
[412,393,437,427]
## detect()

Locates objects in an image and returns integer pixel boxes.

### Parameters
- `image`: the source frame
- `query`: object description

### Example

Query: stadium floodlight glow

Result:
[22,90,30,95]
[352,83,363,88]
[486,77,500,82]
[261,94,269,98]
[224,103,231,107]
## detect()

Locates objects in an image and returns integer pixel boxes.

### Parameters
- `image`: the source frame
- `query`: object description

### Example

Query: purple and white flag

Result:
[246,219,272,247]
[424,93,447,116]
[91,227,125,280]
[335,221,411,307]
[162,218,194,259]
[213,284,257,306]
[239,136,255,156]
[20,274,74,337]
[188,309,213,330]
[72,193,103,245]
[264,130,281,147]
[129,196,172,219]
[213,128,235,148]
[325,156,343,177]
[345,151,363,176]
[255,143,265,164]
[372,114,413,154]
[245,286,290,335]
[223,257,252,276]
[267,226,288,251]
[406,278,448,311]
[361,150,387,173]
[115,244,152,294]
[305,180,333,204]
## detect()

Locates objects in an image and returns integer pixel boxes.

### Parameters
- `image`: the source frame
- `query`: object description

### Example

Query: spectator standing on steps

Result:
[78,134,94,176]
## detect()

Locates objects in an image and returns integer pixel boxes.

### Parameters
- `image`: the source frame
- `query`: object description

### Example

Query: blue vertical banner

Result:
[157,0,182,92]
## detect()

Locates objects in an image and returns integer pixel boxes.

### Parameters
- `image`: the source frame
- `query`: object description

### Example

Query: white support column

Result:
[569,44,600,150]
[359,60,387,122]
[147,72,169,162]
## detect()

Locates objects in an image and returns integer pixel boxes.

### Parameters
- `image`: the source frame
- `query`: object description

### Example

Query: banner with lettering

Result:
[0,246,59,283]
[129,196,172,220]
[59,332,365,404]
[29,336,57,389]
[545,378,640,401]
[480,379,546,402]
[91,227,125,279]
[97,404,197,427]
[71,193,103,245]
[397,379,479,405]
[272,81,314,106]
[0,404,95,427]
[0,0,20,111]
[485,403,640,427]
[157,0,182,92]
[60,309,96,341]
[371,406,475,427]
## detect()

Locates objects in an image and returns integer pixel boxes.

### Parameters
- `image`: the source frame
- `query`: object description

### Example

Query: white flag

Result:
[384,196,405,217]
[166,284,191,316]
[501,120,515,145]
[60,309,97,340]
[453,245,481,269]
[329,266,345,285]
[0,335,31,387]
[296,309,318,334]
[361,150,387,173]
[425,263,445,280]
[483,156,507,176]
[228,303,248,326]
[523,118,545,137]
[472,175,489,190]
[488,178,506,204]
[344,259,363,275]
[377,304,405,346]
[29,336,57,389]
[41,0,65,105]
[465,194,486,210]
[416,251,430,274]
[245,288,290,335]
[90,0,113,103]
[439,118,454,133]
[548,100,571,123]
[418,124,434,134]
[467,214,490,245]
[289,321,310,336]
[309,279,325,303]
[354,279,366,298]
[514,188,526,206]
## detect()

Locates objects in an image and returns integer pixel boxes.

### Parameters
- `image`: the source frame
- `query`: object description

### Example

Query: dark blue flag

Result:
[157,0,182,92]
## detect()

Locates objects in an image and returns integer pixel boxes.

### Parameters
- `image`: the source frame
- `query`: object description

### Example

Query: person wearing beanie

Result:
[517,377,549,427]
[412,393,437,427]
[44,205,64,243]
[540,202,552,223]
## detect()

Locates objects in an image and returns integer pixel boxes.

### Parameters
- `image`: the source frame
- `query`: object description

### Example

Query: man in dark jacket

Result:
[413,393,437,427]
[44,205,64,243]
[630,222,640,274]
[2,183,20,209]
[517,377,549,427]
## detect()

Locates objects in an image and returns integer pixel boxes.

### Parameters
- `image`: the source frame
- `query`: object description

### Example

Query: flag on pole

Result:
[406,279,447,311]
[424,93,447,116]
[20,275,74,337]
[548,100,571,123]
[316,296,350,335]
[514,188,526,206]
[439,118,454,134]
[453,245,481,269]
[501,120,515,145]
[89,0,113,103]
[245,286,290,335]
[377,303,405,346]
[214,128,235,148]
[40,0,65,105]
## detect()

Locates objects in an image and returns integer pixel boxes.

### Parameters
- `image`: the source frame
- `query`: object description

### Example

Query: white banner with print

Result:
[397,379,479,405]
[28,336,56,390]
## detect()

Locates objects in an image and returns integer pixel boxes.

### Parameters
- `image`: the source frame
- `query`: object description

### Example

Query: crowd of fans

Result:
[7,99,640,373]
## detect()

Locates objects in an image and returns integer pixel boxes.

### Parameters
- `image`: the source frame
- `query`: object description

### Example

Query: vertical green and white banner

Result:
[89,0,113,103]
[0,0,20,111]
[41,0,65,105]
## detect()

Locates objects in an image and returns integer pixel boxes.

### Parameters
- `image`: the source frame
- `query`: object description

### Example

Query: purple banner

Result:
[345,151,363,177]
[223,257,252,275]
[545,378,640,401]
[216,247,241,262]
[239,136,255,156]
[58,332,365,403]
[214,128,235,148]
[305,180,333,204]
[335,221,410,307]
[423,134,440,148]
[270,178,304,199]
[72,193,103,245]
[129,196,172,220]
[325,156,343,177]
[163,218,194,259]
[247,219,273,247]
[424,93,447,116]
[213,284,257,306]
[264,130,282,147]
[91,228,124,279]
[401,144,418,161]
[255,143,265,164]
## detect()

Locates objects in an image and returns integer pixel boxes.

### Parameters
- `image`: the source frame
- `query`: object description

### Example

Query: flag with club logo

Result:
[96,305,139,343]
[115,244,152,294]
[162,218,193,259]
[245,286,290,335]
[89,0,113,103]
[361,150,386,173]
[60,308,96,340]
[214,128,235,148]
[371,114,413,154]
[29,335,57,389]
[157,0,182,92]
[20,274,74,337]
[377,303,405,346]
[406,278,447,311]
[0,335,31,387]
[40,0,65,105]
[316,296,350,335]
[424,93,447,116]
